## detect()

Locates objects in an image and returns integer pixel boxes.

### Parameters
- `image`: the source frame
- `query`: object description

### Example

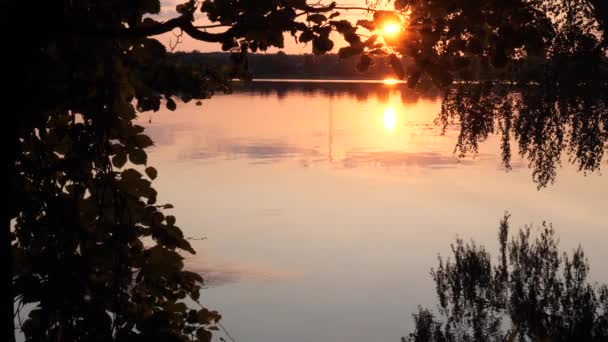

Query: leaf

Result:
[356,20,376,31]
[306,14,327,25]
[167,302,188,313]
[196,328,212,342]
[145,167,158,180]
[144,246,184,276]
[166,97,177,111]
[112,151,127,168]
[121,169,143,184]
[373,11,401,26]
[166,215,176,226]
[147,188,157,205]
[312,35,334,55]
[222,39,238,51]
[141,0,161,14]
[338,46,362,59]
[198,309,222,324]
[129,148,147,165]
[176,2,194,15]
[133,125,145,133]
[166,225,183,240]
[363,35,378,48]
[135,134,154,148]
[299,30,315,43]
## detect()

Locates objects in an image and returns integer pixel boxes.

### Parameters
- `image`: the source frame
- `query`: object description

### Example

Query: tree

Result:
[1,1,376,341]
[3,0,607,341]
[386,0,608,86]
[405,214,608,342]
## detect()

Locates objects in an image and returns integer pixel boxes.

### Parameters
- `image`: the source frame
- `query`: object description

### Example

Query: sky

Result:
[156,0,390,54]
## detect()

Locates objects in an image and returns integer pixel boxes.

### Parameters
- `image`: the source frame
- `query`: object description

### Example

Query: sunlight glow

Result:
[383,78,399,85]
[382,107,398,133]
[382,22,401,37]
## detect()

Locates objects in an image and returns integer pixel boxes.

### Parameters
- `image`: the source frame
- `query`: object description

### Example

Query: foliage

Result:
[437,82,608,188]
[406,214,608,342]
[388,0,608,86]
[4,0,608,341]
[3,0,363,341]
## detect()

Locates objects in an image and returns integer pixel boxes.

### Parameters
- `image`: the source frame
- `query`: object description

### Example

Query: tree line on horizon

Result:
[170,50,560,82]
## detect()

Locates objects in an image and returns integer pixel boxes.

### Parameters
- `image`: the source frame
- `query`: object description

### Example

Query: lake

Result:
[140,80,608,342]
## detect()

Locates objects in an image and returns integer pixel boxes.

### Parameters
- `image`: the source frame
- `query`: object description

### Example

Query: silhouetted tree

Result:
[406,214,608,342]
[385,0,608,86]
[3,0,607,341]
[2,1,376,341]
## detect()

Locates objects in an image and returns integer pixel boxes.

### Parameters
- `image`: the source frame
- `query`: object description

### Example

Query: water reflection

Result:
[141,81,608,342]
[234,79,440,104]
[438,82,608,187]
[182,138,321,164]
[407,214,608,342]
[225,80,608,187]
[383,107,398,133]
[144,82,462,170]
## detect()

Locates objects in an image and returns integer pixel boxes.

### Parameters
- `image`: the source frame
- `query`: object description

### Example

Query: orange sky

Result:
[156,0,389,53]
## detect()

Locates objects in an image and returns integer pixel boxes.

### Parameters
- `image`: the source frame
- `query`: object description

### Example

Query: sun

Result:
[382,22,401,37]
[382,107,398,133]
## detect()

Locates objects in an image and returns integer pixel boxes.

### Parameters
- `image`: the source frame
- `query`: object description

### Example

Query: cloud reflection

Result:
[185,257,301,287]
[342,150,477,169]
[183,138,321,164]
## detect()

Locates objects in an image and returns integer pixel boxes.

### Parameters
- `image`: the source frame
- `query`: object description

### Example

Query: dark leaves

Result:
[307,14,327,25]
[166,97,177,111]
[338,46,362,59]
[196,328,212,342]
[135,134,154,148]
[112,151,128,168]
[312,34,334,55]
[129,148,147,165]
[373,11,400,26]
[145,166,158,180]
[356,19,375,31]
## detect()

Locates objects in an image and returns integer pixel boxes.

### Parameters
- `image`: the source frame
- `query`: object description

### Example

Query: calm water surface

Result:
[140,81,608,342]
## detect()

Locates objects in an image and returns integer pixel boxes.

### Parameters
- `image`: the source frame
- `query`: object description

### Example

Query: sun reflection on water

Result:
[383,78,399,86]
[382,107,398,133]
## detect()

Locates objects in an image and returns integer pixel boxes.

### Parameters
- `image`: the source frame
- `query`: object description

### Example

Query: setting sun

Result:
[382,22,401,37]
[382,107,398,133]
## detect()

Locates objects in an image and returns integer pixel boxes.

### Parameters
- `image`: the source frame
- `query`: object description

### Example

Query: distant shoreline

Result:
[248,78,406,84]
